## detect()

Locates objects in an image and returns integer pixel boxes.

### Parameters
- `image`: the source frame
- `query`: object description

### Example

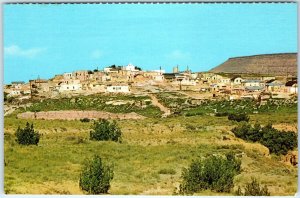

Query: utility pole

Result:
[29,80,32,99]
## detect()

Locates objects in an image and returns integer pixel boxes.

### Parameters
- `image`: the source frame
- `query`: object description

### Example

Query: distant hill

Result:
[210,53,297,76]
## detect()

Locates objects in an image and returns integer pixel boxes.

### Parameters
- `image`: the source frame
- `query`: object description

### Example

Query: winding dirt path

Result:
[148,94,171,117]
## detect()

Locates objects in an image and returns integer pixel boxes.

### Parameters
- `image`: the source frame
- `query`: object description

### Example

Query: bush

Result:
[15,122,40,145]
[79,155,114,194]
[90,119,122,142]
[215,112,229,117]
[80,118,91,122]
[235,177,270,196]
[179,152,241,194]
[228,113,249,122]
[232,123,297,155]
[158,168,176,175]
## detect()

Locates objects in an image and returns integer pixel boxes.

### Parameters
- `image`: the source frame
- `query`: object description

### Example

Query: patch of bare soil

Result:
[17,110,146,120]
[273,124,297,132]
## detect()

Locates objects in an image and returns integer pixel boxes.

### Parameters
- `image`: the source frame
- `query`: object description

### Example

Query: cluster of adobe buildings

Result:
[4,63,298,101]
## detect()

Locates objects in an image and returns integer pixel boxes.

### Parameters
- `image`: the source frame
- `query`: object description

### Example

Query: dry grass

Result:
[4,112,298,195]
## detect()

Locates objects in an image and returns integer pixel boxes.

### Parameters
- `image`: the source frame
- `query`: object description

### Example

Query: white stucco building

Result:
[58,80,82,92]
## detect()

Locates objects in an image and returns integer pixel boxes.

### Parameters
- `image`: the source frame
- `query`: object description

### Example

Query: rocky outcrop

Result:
[17,110,145,120]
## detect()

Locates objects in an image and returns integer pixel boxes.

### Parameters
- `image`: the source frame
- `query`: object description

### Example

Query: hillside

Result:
[210,53,297,75]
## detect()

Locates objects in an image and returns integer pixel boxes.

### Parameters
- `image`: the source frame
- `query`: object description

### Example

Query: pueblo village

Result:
[4,52,298,195]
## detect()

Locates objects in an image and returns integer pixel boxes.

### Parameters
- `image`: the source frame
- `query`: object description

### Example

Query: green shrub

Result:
[215,112,229,117]
[80,118,91,122]
[179,152,241,194]
[232,123,297,155]
[79,155,114,194]
[158,168,176,175]
[15,122,40,145]
[235,177,270,196]
[90,119,122,142]
[228,113,249,122]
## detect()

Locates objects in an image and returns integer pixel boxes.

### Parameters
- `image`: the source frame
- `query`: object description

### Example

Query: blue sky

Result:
[4,3,297,84]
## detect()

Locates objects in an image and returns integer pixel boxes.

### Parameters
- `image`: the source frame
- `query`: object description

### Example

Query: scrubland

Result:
[4,94,298,195]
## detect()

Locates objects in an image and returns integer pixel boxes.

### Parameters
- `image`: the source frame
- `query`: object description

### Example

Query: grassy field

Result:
[4,106,298,195]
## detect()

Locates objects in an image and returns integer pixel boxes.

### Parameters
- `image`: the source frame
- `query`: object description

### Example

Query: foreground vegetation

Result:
[179,153,241,194]
[232,123,297,155]
[4,106,297,195]
[4,94,298,195]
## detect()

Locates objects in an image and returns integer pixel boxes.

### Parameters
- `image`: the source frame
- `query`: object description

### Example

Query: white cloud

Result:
[166,50,190,60]
[91,50,103,59]
[4,45,45,58]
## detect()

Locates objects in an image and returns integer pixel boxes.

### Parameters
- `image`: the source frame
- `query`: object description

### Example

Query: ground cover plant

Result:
[232,122,297,155]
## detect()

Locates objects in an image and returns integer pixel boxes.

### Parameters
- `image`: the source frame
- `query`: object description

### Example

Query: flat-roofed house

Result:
[266,80,285,92]
[58,79,82,92]
[285,80,298,94]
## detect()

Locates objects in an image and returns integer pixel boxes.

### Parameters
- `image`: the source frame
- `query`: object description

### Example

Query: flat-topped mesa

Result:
[210,53,297,76]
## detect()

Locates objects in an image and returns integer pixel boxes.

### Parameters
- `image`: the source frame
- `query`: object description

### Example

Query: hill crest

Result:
[210,53,297,76]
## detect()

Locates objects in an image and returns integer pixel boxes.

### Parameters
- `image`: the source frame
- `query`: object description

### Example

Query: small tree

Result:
[235,177,270,196]
[90,119,122,142]
[79,155,114,194]
[15,122,40,145]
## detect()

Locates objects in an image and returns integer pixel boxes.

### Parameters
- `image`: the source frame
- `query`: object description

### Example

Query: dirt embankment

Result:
[17,110,145,120]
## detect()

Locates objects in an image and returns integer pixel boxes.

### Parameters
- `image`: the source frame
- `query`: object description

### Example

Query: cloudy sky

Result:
[4,3,297,84]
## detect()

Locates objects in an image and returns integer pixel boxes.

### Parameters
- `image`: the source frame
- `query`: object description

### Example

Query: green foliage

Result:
[214,112,229,117]
[158,168,176,175]
[228,113,249,122]
[183,98,297,116]
[235,177,270,196]
[179,152,241,194]
[232,123,297,155]
[90,119,122,142]
[26,94,162,118]
[80,118,91,122]
[79,155,114,194]
[15,122,40,145]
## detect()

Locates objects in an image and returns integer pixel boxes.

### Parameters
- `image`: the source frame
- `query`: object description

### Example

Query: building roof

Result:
[266,82,284,86]
[285,81,297,87]
[243,80,262,83]
[245,86,264,91]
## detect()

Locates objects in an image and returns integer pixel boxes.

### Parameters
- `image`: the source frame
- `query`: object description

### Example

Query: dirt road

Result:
[148,94,171,117]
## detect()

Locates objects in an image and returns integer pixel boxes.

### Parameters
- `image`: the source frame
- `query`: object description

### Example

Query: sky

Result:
[3,3,297,84]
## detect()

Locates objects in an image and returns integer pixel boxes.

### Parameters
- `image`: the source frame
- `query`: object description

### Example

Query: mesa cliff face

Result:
[210,53,297,75]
